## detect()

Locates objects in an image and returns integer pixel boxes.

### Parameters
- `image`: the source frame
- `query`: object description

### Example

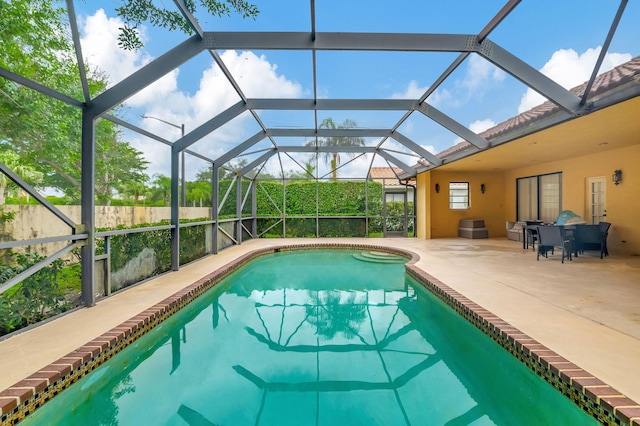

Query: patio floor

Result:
[1,237,639,406]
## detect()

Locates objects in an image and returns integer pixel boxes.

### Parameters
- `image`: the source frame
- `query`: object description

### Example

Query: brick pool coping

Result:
[1,243,639,425]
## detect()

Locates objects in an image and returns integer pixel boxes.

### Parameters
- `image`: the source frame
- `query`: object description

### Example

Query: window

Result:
[449,182,469,209]
[517,172,562,222]
[385,192,405,203]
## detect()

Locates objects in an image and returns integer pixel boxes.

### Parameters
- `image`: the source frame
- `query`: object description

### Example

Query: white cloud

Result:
[191,51,302,126]
[179,51,304,167]
[390,55,504,104]
[416,54,504,108]
[469,118,496,134]
[224,51,302,98]
[80,10,304,179]
[390,80,428,99]
[517,47,632,113]
[80,9,152,86]
[426,87,452,107]
[421,145,437,154]
[452,118,496,145]
[80,9,183,109]
[462,54,505,93]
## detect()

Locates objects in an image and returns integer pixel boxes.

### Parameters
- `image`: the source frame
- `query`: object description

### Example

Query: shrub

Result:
[95,218,210,290]
[0,251,70,336]
[179,221,207,264]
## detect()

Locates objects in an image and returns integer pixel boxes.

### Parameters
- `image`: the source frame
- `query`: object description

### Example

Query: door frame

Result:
[585,176,607,224]
[383,190,408,237]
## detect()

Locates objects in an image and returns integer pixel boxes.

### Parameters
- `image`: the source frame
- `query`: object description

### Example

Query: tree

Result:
[119,180,149,206]
[0,106,149,205]
[195,159,248,182]
[0,150,44,205]
[95,130,149,205]
[0,1,70,80]
[286,158,316,179]
[186,181,211,207]
[115,0,259,50]
[305,118,365,180]
[306,290,368,340]
[0,1,149,205]
[148,174,172,206]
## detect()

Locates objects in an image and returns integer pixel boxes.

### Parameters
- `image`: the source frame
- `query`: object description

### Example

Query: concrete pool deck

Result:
[1,237,639,420]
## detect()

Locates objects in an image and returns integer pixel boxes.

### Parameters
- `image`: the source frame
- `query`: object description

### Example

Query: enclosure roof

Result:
[5,1,639,181]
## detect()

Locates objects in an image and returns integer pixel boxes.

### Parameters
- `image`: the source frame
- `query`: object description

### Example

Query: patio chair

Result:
[524,221,542,250]
[600,221,611,257]
[575,224,608,259]
[536,225,573,263]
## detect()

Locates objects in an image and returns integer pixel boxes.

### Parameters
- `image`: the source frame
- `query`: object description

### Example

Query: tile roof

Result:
[370,167,402,179]
[436,55,640,160]
[369,167,415,186]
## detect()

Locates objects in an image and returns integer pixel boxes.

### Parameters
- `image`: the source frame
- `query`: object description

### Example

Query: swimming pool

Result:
[15,248,599,425]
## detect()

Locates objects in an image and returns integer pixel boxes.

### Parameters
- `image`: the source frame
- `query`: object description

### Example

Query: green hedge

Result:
[179,223,207,264]
[96,218,210,290]
[97,223,171,276]
[217,179,383,217]
[251,180,384,237]
[255,180,383,216]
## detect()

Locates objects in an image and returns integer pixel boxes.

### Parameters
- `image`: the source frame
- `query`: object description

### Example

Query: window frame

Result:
[449,182,470,210]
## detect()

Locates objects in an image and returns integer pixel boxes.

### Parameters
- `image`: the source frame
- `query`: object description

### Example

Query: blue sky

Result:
[72,0,640,179]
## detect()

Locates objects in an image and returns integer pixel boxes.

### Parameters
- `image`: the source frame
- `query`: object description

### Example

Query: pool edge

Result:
[1,243,638,425]
[405,264,640,426]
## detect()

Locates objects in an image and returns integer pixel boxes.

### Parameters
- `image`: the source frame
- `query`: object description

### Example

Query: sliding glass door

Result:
[517,172,562,223]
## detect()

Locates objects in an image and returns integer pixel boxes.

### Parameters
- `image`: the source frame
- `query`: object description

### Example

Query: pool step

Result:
[352,251,407,264]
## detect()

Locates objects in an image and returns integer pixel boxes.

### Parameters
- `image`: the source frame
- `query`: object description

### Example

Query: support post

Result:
[212,164,219,254]
[80,109,96,307]
[180,121,185,207]
[404,191,408,236]
[251,180,257,237]
[171,148,180,270]
[365,178,369,237]
[282,178,286,237]
[236,173,243,244]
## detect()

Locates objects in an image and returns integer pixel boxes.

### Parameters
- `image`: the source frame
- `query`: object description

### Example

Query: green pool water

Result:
[23,250,597,425]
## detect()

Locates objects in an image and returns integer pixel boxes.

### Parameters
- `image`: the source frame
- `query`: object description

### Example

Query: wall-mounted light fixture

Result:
[480,183,486,194]
[612,169,622,185]
[435,183,440,194]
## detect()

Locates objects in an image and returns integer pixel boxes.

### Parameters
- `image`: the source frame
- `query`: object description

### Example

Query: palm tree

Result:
[119,180,148,205]
[305,290,368,340]
[0,150,43,204]
[306,118,365,180]
[303,158,316,178]
[286,158,316,179]
[149,174,172,206]
[186,181,211,207]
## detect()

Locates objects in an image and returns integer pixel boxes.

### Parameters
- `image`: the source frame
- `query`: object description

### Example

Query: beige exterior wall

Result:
[418,170,506,239]
[504,143,640,255]
[415,143,640,255]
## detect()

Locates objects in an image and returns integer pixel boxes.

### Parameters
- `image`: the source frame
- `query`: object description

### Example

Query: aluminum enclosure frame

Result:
[0,0,632,307]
